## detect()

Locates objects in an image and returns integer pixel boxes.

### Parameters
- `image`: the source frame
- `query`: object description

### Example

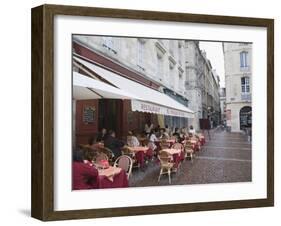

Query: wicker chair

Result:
[171,142,184,151]
[160,141,170,149]
[98,147,114,165]
[121,146,139,168]
[114,155,133,180]
[158,151,174,184]
[184,143,195,162]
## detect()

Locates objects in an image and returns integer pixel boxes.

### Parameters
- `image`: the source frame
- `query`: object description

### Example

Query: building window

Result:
[102,37,118,54]
[240,51,249,68]
[137,40,145,70]
[241,77,250,93]
[179,72,184,91]
[169,67,175,88]
[241,77,251,101]
[178,45,183,65]
[169,40,174,56]
[157,55,164,81]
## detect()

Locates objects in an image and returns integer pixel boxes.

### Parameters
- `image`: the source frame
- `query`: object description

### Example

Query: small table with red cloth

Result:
[198,135,206,145]
[190,139,200,151]
[155,139,176,152]
[128,146,152,168]
[98,166,128,188]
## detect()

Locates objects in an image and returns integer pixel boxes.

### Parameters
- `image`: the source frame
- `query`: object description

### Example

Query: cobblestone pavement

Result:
[129,128,252,187]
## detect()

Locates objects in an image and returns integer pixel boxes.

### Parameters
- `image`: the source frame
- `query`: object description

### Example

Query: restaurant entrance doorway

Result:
[98,99,123,138]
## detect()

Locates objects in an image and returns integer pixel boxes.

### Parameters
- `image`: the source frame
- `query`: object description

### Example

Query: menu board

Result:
[83,106,95,124]
[127,111,133,125]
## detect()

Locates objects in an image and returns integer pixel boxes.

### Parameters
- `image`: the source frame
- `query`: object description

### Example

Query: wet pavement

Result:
[129,128,252,187]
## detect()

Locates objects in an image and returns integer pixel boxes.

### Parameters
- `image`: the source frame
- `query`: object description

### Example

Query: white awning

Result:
[73,72,140,100]
[74,57,194,118]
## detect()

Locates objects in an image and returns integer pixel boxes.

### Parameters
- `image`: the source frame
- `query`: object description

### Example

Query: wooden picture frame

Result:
[31,4,274,221]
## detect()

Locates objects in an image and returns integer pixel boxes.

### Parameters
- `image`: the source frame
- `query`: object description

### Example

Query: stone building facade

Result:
[219,87,226,124]
[73,36,220,133]
[185,41,220,129]
[223,43,252,132]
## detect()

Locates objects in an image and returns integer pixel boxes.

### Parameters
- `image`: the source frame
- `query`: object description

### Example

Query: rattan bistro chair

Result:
[95,152,108,163]
[158,151,174,184]
[121,146,139,168]
[184,143,195,162]
[114,155,133,180]
[160,141,170,149]
[98,147,114,165]
[171,142,184,151]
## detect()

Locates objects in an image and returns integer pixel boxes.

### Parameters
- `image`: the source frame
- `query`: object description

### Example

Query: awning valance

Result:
[131,100,193,118]
[73,72,139,100]
[74,57,194,118]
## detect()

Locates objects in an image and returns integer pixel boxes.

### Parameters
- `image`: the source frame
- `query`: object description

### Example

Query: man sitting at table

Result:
[104,130,125,158]
[173,127,181,142]
[189,125,196,136]
[158,128,169,140]
[127,130,140,147]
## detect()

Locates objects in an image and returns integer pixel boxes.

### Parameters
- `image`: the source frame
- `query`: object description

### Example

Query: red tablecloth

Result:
[155,139,176,149]
[98,167,128,188]
[190,140,200,151]
[199,137,206,145]
[128,146,152,168]
[128,146,149,153]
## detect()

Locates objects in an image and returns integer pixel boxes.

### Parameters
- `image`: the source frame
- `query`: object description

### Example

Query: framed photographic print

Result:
[31,4,274,221]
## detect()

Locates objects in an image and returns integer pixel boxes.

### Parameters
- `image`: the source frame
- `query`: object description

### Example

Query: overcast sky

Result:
[199,41,225,88]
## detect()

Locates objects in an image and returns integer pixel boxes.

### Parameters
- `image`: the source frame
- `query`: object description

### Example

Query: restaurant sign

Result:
[131,100,194,118]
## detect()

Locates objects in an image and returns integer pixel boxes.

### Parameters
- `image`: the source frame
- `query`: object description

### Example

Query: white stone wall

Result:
[73,36,186,96]
[223,43,252,132]
[73,35,220,131]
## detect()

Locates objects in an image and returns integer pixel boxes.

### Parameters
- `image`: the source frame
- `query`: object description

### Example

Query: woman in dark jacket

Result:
[104,130,125,158]
[72,148,99,190]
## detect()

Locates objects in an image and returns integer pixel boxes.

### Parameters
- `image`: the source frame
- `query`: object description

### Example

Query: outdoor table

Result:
[128,146,152,168]
[91,142,104,149]
[98,166,128,188]
[128,146,149,153]
[138,137,148,146]
[190,140,200,151]
[155,139,176,148]
[161,148,184,169]
[165,139,176,147]
[198,136,206,145]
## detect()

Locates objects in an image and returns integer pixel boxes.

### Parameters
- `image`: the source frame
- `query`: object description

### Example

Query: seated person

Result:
[180,127,187,139]
[82,147,97,166]
[158,128,169,140]
[147,130,158,151]
[96,128,107,142]
[172,127,181,142]
[165,125,171,136]
[127,131,140,147]
[144,122,154,135]
[87,136,101,149]
[104,130,125,158]
[72,148,99,190]
[189,125,196,136]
